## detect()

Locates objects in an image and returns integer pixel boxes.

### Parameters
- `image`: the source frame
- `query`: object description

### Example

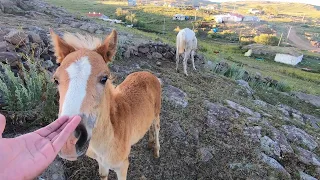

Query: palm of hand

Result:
[0,115,81,180]
[1,133,56,179]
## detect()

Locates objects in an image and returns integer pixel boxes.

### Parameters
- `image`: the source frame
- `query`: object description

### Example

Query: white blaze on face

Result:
[60,56,91,117]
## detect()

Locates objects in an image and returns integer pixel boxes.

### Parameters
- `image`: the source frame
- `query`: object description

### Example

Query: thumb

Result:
[0,114,6,138]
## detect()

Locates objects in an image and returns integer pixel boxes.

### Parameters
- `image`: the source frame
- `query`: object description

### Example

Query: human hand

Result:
[0,114,81,180]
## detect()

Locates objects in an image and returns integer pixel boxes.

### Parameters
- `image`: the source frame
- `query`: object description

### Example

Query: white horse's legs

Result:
[183,51,190,76]
[175,54,180,72]
[191,50,196,71]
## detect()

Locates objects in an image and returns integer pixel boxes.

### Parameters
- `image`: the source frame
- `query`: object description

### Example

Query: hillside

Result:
[0,0,320,180]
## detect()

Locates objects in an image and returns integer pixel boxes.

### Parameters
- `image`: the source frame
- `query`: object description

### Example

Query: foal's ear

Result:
[95,30,118,63]
[50,29,75,64]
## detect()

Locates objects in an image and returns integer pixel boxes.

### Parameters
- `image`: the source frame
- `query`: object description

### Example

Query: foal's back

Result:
[112,71,161,145]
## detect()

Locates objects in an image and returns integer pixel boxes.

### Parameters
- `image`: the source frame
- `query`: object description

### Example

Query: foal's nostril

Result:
[74,124,88,148]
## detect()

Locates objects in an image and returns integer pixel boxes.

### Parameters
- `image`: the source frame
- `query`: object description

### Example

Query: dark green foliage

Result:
[0,56,58,124]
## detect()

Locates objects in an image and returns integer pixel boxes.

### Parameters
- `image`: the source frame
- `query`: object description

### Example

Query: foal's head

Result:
[50,30,117,160]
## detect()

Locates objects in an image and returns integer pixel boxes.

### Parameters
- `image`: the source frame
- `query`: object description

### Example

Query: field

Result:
[1,0,320,179]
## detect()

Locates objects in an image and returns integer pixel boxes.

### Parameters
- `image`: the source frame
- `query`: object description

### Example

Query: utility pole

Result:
[278,32,283,46]
[287,26,292,41]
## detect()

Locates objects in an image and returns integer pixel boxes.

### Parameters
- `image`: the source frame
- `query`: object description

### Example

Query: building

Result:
[173,14,186,21]
[274,54,303,66]
[243,16,260,22]
[248,8,261,15]
[214,13,243,23]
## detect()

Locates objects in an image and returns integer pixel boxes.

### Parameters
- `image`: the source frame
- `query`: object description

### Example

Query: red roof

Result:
[86,12,103,18]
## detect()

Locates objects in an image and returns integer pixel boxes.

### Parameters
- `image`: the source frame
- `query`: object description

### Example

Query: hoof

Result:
[153,150,160,158]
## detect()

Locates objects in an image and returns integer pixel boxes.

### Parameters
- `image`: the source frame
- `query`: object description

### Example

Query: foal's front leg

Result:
[99,163,109,180]
[115,158,129,180]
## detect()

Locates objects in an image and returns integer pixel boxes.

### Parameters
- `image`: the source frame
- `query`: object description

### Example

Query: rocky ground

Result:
[1,0,320,180]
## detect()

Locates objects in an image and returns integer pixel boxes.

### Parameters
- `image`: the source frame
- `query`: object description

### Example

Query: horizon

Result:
[208,0,320,6]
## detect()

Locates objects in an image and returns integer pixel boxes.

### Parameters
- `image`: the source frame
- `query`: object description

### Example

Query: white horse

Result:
[176,28,198,76]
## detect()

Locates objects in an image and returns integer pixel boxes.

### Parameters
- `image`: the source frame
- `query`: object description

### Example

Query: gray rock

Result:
[213,61,229,74]
[293,92,320,108]
[0,52,20,66]
[70,22,82,28]
[152,52,162,59]
[299,171,317,180]
[42,60,54,69]
[156,61,161,66]
[255,72,262,80]
[95,30,104,34]
[204,60,215,71]
[204,100,239,131]
[260,136,281,158]
[169,121,186,139]
[4,30,28,45]
[0,41,14,52]
[28,31,42,44]
[87,26,97,33]
[138,47,150,54]
[38,158,65,180]
[79,23,90,31]
[303,114,320,129]
[260,153,291,178]
[282,125,318,151]
[243,126,261,142]
[295,146,320,166]
[253,100,268,107]
[163,52,174,60]
[270,127,294,154]
[197,147,214,162]
[226,100,261,118]
[236,80,254,95]
[163,85,188,108]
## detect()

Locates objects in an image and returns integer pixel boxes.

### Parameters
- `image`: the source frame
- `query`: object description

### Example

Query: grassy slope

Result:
[47,0,320,95]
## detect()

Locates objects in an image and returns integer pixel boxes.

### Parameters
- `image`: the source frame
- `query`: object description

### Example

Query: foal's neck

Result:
[91,82,115,151]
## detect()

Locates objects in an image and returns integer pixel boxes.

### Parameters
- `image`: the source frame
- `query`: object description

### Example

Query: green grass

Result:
[46,0,320,96]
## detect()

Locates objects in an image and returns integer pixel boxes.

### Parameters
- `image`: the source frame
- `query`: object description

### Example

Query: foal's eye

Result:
[54,78,59,85]
[100,76,108,85]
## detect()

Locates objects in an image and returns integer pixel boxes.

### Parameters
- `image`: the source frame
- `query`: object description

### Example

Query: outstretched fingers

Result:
[35,116,69,137]
[0,114,6,138]
[52,116,81,153]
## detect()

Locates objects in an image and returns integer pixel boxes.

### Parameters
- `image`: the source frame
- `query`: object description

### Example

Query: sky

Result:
[208,0,320,6]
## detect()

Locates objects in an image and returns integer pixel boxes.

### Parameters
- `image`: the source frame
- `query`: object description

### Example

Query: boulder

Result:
[293,92,320,108]
[243,126,261,142]
[163,85,188,108]
[38,158,65,180]
[213,61,229,74]
[260,136,281,158]
[260,153,291,178]
[79,23,90,31]
[269,127,294,154]
[28,31,43,44]
[303,114,320,129]
[70,22,82,28]
[4,30,29,45]
[226,100,261,118]
[169,121,186,140]
[87,26,97,34]
[0,52,20,66]
[295,146,320,166]
[236,80,254,95]
[299,171,317,180]
[138,47,150,54]
[282,125,318,151]
[197,147,214,162]
[152,52,162,59]
[0,41,14,52]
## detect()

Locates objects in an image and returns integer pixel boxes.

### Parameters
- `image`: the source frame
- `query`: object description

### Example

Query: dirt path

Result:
[288,28,320,52]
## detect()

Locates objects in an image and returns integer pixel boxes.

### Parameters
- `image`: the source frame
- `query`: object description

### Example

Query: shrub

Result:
[0,56,58,125]
[254,34,279,46]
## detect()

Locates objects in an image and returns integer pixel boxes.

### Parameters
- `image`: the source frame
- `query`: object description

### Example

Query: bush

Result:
[254,34,279,46]
[0,56,58,125]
